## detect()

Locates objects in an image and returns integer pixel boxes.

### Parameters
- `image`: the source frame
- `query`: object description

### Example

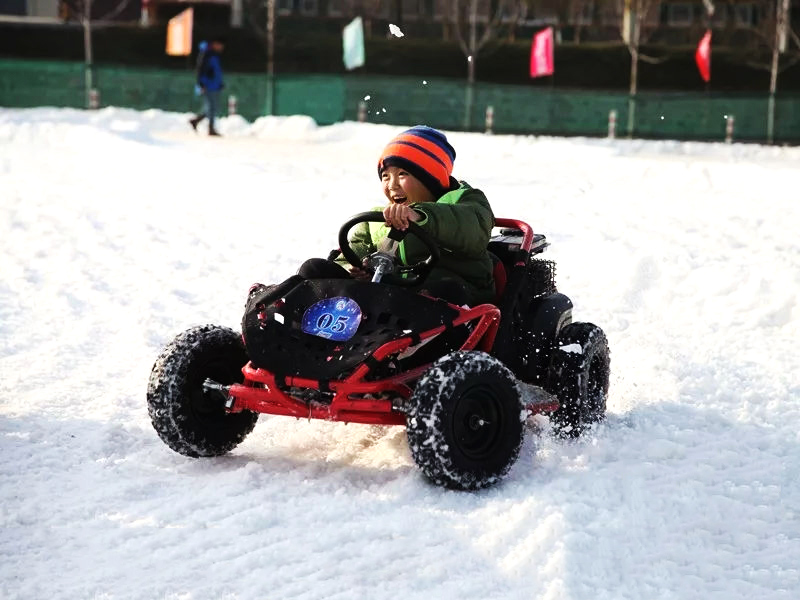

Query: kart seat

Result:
[490,252,507,303]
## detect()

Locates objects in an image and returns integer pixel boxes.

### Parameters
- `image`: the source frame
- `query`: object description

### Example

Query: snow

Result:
[1,107,799,599]
[559,343,583,355]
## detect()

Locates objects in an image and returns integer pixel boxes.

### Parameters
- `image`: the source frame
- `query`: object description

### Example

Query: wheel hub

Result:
[452,384,503,461]
[468,415,491,430]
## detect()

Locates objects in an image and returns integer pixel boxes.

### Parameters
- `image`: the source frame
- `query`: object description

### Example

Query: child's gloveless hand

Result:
[383,204,421,231]
[348,266,372,280]
[348,256,373,280]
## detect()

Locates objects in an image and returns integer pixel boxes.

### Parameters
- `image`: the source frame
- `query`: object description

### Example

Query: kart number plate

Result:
[301,297,362,342]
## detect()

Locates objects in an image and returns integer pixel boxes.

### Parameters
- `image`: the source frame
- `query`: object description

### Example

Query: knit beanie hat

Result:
[377,126,456,198]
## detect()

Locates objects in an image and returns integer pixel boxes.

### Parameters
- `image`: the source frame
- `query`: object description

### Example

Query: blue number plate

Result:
[301,297,363,342]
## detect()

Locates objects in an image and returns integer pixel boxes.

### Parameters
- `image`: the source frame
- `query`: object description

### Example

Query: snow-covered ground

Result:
[1,108,798,600]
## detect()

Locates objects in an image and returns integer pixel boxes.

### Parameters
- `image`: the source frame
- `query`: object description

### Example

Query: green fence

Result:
[1,59,798,143]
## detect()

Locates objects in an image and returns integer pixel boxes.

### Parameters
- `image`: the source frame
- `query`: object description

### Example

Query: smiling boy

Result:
[300,126,496,306]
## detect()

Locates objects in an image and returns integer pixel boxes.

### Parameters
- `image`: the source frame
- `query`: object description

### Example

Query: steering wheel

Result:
[338,211,440,287]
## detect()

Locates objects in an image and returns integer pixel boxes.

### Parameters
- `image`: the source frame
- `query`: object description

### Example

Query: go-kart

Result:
[147,212,610,490]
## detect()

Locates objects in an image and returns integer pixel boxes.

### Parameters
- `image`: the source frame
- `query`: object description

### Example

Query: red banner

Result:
[530,27,554,78]
[695,30,711,83]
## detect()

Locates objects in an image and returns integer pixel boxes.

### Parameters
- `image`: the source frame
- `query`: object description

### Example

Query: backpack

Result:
[194,41,209,95]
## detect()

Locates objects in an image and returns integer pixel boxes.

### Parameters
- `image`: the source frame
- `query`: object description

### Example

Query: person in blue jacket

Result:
[189,37,225,137]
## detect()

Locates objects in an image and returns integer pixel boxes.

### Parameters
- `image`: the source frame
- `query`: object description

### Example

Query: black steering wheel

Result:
[338,211,440,286]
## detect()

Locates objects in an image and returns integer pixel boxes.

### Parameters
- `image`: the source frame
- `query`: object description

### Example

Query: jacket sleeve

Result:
[411,185,494,258]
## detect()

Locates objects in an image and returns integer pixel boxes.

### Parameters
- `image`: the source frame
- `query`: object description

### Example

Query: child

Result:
[299,125,496,306]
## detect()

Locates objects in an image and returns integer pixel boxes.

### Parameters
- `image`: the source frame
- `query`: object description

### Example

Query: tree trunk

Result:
[629,45,639,96]
[767,0,789,144]
[441,0,451,41]
[82,0,93,109]
[467,54,475,84]
[266,0,275,115]
[462,0,478,130]
[468,0,478,83]
[626,4,641,138]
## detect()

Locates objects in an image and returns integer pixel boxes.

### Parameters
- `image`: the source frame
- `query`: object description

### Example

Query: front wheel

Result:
[406,351,525,491]
[147,325,258,457]
[546,322,610,437]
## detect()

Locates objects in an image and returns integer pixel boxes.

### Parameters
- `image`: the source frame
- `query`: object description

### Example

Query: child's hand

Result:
[383,204,421,231]
[349,257,372,280]
[349,266,372,280]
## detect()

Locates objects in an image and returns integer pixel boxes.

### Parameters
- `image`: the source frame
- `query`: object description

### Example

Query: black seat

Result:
[490,252,508,302]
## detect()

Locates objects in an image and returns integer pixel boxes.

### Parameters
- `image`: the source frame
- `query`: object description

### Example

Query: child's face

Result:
[381,166,435,205]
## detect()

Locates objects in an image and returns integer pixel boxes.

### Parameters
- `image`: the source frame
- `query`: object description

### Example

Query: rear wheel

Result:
[147,325,258,457]
[406,351,525,490]
[547,322,610,437]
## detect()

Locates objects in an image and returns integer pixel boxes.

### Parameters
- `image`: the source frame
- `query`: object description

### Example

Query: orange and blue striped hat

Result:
[378,126,456,197]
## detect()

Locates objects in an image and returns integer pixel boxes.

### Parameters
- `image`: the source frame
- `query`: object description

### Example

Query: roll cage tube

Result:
[337,211,440,287]
[494,218,535,263]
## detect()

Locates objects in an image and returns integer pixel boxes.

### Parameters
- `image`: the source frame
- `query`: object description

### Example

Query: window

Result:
[666,3,693,26]
[433,0,445,20]
[733,3,755,27]
[327,0,343,16]
[710,5,728,26]
[596,4,621,27]
[573,1,594,26]
[277,0,293,16]
[373,0,390,19]
[403,0,431,19]
[498,0,525,24]
[299,0,317,15]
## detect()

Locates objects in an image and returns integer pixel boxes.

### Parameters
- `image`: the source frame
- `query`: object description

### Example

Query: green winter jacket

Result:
[338,181,496,305]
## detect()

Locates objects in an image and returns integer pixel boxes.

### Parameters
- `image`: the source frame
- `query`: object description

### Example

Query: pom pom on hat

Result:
[378,126,456,197]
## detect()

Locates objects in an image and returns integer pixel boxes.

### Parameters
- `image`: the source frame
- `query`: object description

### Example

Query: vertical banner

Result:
[695,30,712,83]
[166,8,193,56]
[342,17,365,71]
[530,27,554,78]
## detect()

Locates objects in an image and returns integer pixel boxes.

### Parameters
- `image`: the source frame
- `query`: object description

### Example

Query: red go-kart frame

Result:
[223,218,559,425]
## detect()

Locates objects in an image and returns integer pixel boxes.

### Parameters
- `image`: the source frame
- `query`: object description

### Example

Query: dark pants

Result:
[298,258,351,279]
[203,89,221,130]
[192,90,221,132]
[298,258,469,306]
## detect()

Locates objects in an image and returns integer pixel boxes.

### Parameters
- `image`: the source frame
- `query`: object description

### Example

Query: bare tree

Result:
[449,0,514,128]
[61,0,132,108]
[618,0,662,95]
[738,0,799,142]
[567,0,596,43]
[441,0,455,40]
[243,0,278,114]
[500,0,529,43]
[600,0,662,136]
[450,0,513,85]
